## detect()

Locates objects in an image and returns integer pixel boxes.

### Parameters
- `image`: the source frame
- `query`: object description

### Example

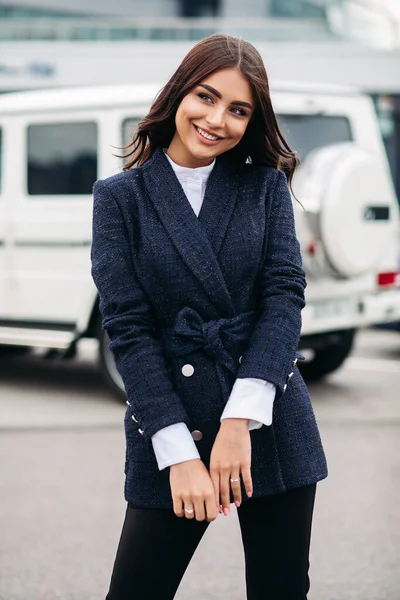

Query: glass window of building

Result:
[27,122,97,195]
[177,0,221,17]
[278,115,352,160]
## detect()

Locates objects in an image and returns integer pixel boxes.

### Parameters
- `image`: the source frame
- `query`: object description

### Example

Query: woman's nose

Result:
[205,108,225,129]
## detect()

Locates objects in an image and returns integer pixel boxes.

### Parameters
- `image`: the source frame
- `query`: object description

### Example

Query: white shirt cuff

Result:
[151,422,200,471]
[220,378,276,430]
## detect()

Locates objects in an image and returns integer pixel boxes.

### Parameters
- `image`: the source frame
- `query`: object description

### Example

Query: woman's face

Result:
[168,67,254,168]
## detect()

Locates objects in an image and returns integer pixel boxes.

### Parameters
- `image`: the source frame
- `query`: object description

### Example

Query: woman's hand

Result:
[170,459,219,522]
[209,418,253,515]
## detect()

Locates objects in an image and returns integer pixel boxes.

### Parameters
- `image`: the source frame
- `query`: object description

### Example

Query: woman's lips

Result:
[193,124,223,145]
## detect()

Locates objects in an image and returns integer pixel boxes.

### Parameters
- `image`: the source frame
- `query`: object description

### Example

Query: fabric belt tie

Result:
[161,307,258,376]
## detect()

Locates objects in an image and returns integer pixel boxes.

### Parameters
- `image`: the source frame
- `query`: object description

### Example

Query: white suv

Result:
[0,82,399,396]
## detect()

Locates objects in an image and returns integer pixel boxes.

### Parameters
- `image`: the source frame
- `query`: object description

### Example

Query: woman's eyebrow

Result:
[199,84,253,110]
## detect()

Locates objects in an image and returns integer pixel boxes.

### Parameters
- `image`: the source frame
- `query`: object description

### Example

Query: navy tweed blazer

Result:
[91,147,327,509]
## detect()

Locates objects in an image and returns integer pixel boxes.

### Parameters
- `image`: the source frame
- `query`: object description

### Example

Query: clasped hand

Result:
[170,418,253,522]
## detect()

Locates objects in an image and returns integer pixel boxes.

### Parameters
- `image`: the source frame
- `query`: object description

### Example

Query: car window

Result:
[121,118,140,164]
[27,122,97,195]
[122,118,140,146]
[122,115,352,166]
[277,115,352,160]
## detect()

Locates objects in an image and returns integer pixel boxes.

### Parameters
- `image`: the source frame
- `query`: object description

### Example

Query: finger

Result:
[182,496,195,519]
[184,506,195,519]
[241,465,253,498]
[230,473,242,507]
[205,494,218,522]
[210,467,220,511]
[173,495,184,518]
[194,499,206,522]
[220,470,230,515]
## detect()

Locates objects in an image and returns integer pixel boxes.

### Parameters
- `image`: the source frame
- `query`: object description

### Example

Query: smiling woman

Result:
[121,33,298,184]
[93,32,327,600]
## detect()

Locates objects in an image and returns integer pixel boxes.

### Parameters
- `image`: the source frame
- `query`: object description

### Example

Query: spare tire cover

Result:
[294,143,396,278]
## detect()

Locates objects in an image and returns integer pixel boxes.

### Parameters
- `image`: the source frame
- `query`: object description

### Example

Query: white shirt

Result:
[151,152,276,470]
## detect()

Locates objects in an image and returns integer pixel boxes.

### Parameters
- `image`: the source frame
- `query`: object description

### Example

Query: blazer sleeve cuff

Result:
[151,423,200,471]
[220,378,276,429]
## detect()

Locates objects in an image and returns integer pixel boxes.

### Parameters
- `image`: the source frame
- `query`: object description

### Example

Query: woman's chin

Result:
[186,142,220,162]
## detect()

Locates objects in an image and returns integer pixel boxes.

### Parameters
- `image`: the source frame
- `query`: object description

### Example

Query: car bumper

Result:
[301,289,400,335]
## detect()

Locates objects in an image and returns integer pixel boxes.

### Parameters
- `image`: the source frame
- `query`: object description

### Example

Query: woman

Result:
[91,33,328,600]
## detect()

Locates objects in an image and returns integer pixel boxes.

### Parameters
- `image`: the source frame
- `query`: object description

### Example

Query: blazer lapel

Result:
[198,153,239,257]
[141,148,236,316]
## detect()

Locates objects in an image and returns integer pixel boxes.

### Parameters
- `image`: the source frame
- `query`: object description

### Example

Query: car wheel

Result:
[298,329,356,382]
[0,345,30,356]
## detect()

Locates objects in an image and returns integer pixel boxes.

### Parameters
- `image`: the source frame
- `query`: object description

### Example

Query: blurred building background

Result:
[0,0,399,39]
[1,0,400,91]
[1,0,399,201]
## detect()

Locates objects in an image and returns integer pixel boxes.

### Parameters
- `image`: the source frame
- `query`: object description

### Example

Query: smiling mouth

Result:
[194,125,223,141]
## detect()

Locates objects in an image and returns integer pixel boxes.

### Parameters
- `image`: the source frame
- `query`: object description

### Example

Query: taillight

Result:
[377,271,400,288]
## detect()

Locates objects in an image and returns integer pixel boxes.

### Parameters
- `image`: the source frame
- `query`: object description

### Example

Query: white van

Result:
[0,82,399,396]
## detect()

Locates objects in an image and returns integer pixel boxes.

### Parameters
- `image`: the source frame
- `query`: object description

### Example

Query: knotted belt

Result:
[160,307,258,381]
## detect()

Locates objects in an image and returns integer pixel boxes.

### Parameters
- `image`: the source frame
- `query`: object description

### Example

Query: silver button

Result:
[287,372,294,380]
[239,355,243,364]
[191,430,203,441]
[181,364,195,377]
[131,415,138,423]
[293,358,298,366]
[283,384,288,392]
[126,400,131,406]
[138,428,144,435]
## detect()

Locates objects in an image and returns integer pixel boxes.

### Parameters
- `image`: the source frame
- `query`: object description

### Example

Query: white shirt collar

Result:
[164,149,215,181]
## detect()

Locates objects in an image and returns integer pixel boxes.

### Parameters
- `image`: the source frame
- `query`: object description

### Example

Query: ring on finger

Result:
[230,477,240,483]
[184,508,194,515]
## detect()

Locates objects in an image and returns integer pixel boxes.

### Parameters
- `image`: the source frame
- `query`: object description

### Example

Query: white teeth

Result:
[196,126,219,141]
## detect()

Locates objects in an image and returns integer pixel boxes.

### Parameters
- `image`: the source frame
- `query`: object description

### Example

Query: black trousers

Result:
[106,484,316,600]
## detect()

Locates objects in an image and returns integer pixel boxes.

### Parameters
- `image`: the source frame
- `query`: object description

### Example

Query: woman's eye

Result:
[198,93,213,102]
[197,92,248,117]
[231,107,248,117]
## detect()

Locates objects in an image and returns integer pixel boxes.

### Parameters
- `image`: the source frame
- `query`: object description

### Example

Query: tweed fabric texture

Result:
[91,147,328,509]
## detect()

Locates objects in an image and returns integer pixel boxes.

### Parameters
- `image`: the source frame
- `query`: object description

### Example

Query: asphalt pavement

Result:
[0,328,399,600]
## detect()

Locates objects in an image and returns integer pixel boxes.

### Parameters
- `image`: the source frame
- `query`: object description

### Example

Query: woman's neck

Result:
[166,137,215,169]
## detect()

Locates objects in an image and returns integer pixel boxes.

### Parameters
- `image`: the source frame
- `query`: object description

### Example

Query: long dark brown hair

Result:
[122,33,299,185]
